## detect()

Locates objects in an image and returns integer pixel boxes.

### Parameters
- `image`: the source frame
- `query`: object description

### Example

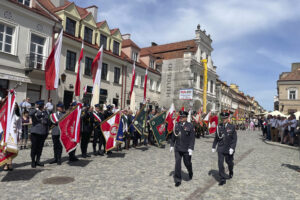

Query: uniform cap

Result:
[35,100,44,106]
[179,111,188,117]
[220,110,230,119]
[56,103,64,108]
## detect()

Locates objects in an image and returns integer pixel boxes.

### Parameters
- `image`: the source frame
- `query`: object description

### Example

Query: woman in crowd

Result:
[20,110,32,149]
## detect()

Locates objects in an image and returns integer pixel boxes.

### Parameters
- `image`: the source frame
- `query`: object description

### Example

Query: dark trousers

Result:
[52,135,62,160]
[30,133,46,162]
[68,149,76,159]
[93,129,106,152]
[218,152,234,181]
[174,151,193,183]
[81,131,91,155]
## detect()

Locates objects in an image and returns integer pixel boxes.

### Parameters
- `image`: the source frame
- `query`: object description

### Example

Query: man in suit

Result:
[93,104,105,156]
[81,104,93,158]
[170,110,195,187]
[212,110,238,186]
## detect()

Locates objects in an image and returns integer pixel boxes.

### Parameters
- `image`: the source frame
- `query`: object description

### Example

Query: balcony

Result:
[25,54,48,74]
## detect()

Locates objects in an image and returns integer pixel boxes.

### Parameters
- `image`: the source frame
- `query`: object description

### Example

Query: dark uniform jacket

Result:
[29,108,49,135]
[51,111,65,136]
[93,111,105,131]
[81,110,93,133]
[212,123,237,153]
[171,122,195,152]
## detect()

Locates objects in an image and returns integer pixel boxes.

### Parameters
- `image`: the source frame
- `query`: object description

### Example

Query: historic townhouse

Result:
[0,0,61,103]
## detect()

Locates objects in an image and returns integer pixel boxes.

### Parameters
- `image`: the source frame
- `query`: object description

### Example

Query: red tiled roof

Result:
[110,28,119,35]
[122,39,140,50]
[279,71,300,81]
[51,0,72,12]
[97,21,106,28]
[140,39,197,60]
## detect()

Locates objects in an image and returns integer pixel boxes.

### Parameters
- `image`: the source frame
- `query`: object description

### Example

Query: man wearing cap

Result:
[170,110,195,187]
[29,100,49,168]
[81,103,93,158]
[49,103,65,165]
[212,110,237,186]
[93,104,105,155]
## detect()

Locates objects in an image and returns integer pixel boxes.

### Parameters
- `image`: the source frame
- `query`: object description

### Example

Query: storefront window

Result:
[0,79,8,98]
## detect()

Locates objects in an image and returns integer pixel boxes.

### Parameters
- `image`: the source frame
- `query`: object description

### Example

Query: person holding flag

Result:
[80,103,93,158]
[212,110,237,186]
[93,104,105,156]
[170,110,195,187]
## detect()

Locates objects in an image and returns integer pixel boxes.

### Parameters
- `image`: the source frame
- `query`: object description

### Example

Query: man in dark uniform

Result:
[170,111,195,187]
[49,103,65,165]
[212,110,238,186]
[93,104,105,156]
[81,104,93,158]
[29,100,49,168]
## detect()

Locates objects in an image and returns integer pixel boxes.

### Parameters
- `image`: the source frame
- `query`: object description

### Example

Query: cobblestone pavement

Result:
[0,131,300,200]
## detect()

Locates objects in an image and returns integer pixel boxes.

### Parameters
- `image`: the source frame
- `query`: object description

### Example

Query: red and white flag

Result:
[91,45,103,93]
[59,103,82,153]
[165,103,175,133]
[209,115,218,134]
[75,41,84,97]
[129,62,136,101]
[50,113,59,123]
[100,111,121,151]
[143,68,148,103]
[45,30,63,90]
[83,84,87,95]
[204,111,211,123]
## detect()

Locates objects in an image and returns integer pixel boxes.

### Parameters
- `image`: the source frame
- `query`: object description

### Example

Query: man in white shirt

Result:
[45,98,54,114]
[22,98,31,112]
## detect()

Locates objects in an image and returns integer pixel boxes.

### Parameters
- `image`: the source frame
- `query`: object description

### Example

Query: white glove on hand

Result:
[170,147,174,153]
[212,148,216,153]
[229,148,234,155]
[188,149,193,156]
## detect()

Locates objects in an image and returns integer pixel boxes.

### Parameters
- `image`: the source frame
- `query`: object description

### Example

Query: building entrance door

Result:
[63,90,73,110]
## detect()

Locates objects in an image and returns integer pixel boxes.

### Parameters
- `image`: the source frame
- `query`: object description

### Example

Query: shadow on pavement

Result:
[169,170,190,181]
[67,159,92,167]
[107,152,125,158]
[281,164,300,172]
[208,169,221,182]
[1,169,43,182]
[135,147,149,151]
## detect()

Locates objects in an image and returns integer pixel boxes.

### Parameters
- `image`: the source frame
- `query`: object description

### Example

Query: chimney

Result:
[86,5,98,21]
[122,34,131,40]
[291,63,300,72]
[151,42,157,46]
[50,0,64,7]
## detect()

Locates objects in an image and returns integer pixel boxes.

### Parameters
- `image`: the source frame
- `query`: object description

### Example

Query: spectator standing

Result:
[21,110,32,149]
[21,97,31,112]
[45,98,54,114]
[289,114,297,146]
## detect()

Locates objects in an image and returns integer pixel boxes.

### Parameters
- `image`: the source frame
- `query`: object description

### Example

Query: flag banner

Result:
[5,114,21,153]
[129,62,136,100]
[150,111,167,146]
[116,114,128,143]
[91,46,103,106]
[100,111,121,151]
[143,68,148,103]
[45,30,63,90]
[132,104,148,135]
[59,104,82,153]
[50,113,59,123]
[165,103,176,133]
[75,42,84,97]
[0,149,17,167]
[93,111,102,123]
[0,123,3,142]
[209,115,218,134]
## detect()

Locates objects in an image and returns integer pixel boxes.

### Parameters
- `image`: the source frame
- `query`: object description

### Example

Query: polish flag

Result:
[165,103,175,133]
[45,30,63,90]
[75,41,84,97]
[143,68,148,103]
[204,111,211,123]
[176,106,185,122]
[209,115,218,134]
[90,46,103,106]
[129,62,136,101]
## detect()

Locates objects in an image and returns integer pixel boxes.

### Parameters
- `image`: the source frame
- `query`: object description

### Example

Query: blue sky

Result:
[74,0,300,111]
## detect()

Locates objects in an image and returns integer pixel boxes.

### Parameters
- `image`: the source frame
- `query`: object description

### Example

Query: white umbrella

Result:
[268,110,287,117]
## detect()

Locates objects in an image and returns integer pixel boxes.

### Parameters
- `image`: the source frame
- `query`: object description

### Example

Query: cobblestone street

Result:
[0,131,299,200]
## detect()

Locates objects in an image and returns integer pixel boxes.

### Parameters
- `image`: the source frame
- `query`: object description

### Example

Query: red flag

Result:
[45,30,63,90]
[100,111,121,151]
[143,68,148,103]
[233,110,239,120]
[209,115,218,134]
[59,103,82,153]
[75,42,84,97]
[91,46,103,93]
[129,62,136,101]
[166,103,175,133]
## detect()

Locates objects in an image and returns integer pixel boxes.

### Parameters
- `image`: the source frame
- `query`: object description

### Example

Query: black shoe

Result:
[93,151,98,156]
[189,172,193,180]
[49,159,57,164]
[36,161,44,167]
[82,154,87,158]
[175,182,181,187]
[69,157,79,162]
[219,180,226,186]
[85,154,91,157]
[229,172,233,179]
[57,159,62,165]
[98,151,104,156]
[31,161,36,168]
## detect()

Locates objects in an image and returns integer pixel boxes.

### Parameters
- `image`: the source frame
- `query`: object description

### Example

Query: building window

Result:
[140,75,144,87]
[29,34,45,70]
[100,34,107,50]
[84,57,93,76]
[100,89,107,104]
[0,79,9,98]
[150,60,155,68]
[150,79,154,90]
[0,23,14,54]
[66,18,76,36]
[210,80,214,93]
[18,0,30,6]
[84,26,93,44]
[114,67,120,84]
[200,75,203,89]
[132,51,138,62]
[156,81,161,92]
[66,50,76,71]
[289,90,296,100]
[113,41,120,55]
[101,63,108,80]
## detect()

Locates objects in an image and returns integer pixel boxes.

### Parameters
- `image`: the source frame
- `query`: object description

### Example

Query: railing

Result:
[25,54,48,71]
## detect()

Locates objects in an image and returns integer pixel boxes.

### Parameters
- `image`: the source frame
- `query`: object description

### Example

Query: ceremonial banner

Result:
[129,62,136,100]
[59,104,82,153]
[209,115,218,134]
[0,149,17,167]
[150,111,167,146]
[143,68,148,104]
[91,46,103,106]
[75,41,84,97]
[132,104,147,135]
[116,114,128,143]
[165,103,176,133]
[101,111,121,151]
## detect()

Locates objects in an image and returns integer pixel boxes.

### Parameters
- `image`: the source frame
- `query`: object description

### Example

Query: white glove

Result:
[170,147,174,153]
[229,148,234,155]
[188,149,193,156]
[212,148,216,153]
